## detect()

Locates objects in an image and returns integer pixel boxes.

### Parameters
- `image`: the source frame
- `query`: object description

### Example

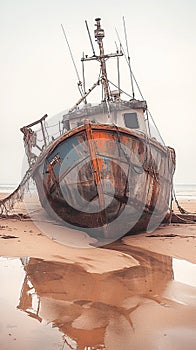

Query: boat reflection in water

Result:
[17,246,196,350]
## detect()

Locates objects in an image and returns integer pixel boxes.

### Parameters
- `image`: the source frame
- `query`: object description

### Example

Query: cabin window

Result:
[124,113,139,129]
[64,120,70,131]
[77,121,84,127]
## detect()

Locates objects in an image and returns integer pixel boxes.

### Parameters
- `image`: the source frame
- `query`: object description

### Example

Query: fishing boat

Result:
[20,18,176,240]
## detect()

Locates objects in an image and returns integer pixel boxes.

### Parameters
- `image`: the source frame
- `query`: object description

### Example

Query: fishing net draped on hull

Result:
[0,168,33,216]
[0,114,53,217]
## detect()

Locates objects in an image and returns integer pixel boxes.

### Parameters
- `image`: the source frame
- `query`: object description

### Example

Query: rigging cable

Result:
[115,27,165,146]
[108,79,132,98]
[61,24,84,97]
[85,20,96,56]
[123,16,135,99]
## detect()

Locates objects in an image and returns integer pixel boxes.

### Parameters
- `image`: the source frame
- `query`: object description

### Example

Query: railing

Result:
[20,114,64,167]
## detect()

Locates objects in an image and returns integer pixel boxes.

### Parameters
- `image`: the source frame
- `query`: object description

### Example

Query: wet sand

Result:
[0,194,196,349]
[0,194,195,269]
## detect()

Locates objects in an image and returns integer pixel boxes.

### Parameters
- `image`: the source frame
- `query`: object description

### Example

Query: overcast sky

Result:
[0,0,195,185]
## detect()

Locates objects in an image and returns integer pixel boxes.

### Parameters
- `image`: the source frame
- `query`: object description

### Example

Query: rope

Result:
[172,212,196,224]
[172,189,194,214]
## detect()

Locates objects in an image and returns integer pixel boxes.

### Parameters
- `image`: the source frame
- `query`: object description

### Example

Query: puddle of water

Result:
[0,257,67,350]
[0,247,196,350]
[173,258,196,287]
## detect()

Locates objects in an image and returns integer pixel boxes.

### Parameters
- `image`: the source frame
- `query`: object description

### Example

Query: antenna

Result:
[61,24,84,97]
[123,16,135,99]
[85,20,96,56]
[115,41,121,95]
[82,52,87,104]
[115,28,142,98]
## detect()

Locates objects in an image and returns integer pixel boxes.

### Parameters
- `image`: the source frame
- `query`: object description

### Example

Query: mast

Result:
[94,18,110,101]
[82,18,123,103]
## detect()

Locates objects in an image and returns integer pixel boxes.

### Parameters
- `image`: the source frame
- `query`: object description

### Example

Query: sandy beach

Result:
[0,194,196,350]
[0,194,195,268]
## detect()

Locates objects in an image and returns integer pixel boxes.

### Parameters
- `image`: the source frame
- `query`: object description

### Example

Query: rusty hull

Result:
[31,121,175,239]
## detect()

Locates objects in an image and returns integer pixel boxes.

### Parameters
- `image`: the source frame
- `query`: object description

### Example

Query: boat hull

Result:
[32,122,175,239]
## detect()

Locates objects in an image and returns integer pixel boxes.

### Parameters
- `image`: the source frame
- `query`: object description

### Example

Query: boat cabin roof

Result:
[62,98,147,134]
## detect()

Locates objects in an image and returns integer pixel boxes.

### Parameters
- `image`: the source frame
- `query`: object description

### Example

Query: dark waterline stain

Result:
[0,246,196,350]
